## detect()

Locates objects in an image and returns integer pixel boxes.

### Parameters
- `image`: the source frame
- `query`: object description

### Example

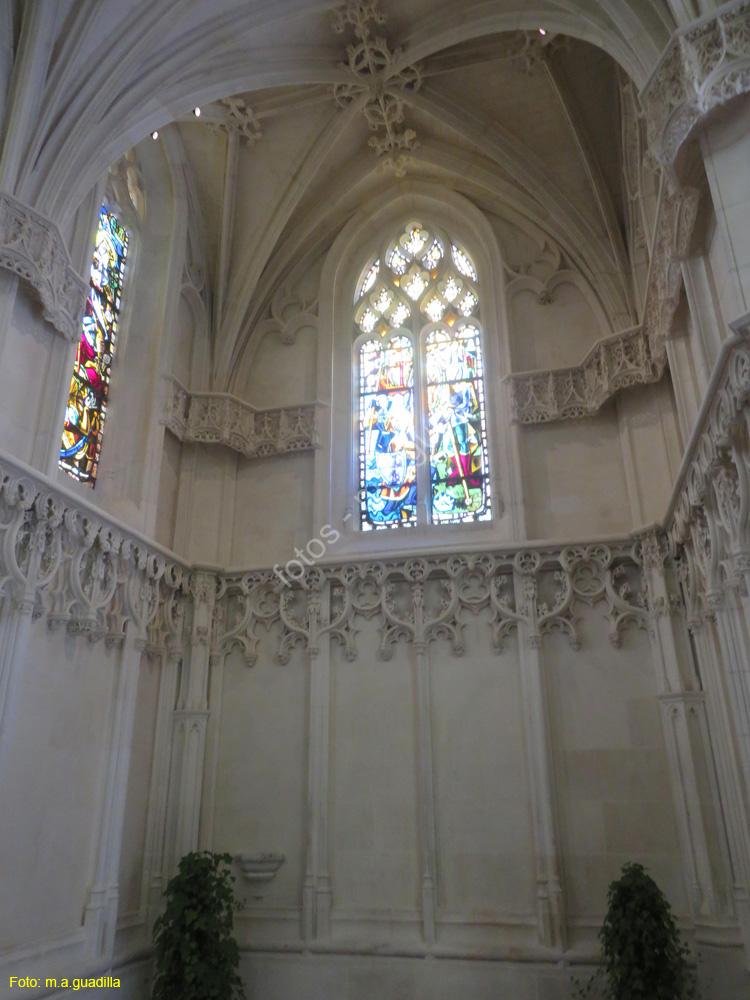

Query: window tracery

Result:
[355,221,490,530]
[59,207,128,485]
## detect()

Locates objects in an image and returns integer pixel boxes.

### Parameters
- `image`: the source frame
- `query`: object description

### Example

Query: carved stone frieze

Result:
[162,377,320,459]
[0,450,656,668]
[0,192,87,342]
[510,325,657,423]
[642,1,750,168]
[217,543,648,667]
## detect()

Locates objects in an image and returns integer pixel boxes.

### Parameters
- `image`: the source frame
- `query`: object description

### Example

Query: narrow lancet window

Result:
[59,207,128,485]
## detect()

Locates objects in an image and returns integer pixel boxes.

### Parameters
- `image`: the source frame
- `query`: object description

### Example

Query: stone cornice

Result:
[162,376,320,459]
[642,1,750,168]
[0,192,87,341]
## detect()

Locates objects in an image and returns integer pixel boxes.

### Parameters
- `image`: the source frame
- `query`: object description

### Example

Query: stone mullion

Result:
[168,573,215,867]
[513,563,565,951]
[414,635,438,945]
[303,584,332,941]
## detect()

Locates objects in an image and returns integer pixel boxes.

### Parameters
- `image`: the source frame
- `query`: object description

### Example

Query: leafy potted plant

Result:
[152,850,244,1000]
[574,862,699,999]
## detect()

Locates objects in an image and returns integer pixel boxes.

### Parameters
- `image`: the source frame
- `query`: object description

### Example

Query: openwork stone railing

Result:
[509,325,657,423]
[0,452,185,646]
[162,377,319,459]
[218,543,651,668]
[642,0,750,168]
[0,192,87,342]
[666,315,750,594]
[0,447,658,660]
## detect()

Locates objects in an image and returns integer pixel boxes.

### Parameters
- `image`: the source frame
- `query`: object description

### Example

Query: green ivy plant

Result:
[574,862,699,1000]
[152,851,245,1000]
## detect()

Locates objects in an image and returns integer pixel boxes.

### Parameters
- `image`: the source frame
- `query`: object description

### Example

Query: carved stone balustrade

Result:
[509,325,657,423]
[642,1,750,169]
[666,313,750,589]
[0,192,87,342]
[162,377,320,459]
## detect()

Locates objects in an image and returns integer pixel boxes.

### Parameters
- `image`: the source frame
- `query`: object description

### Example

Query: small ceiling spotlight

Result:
[193,107,201,117]
[539,28,547,35]
[151,130,159,139]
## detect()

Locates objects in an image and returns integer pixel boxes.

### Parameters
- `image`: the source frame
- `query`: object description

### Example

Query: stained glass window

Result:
[426,325,489,522]
[59,207,128,485]
[354,221,490,528]
[359,336,417,529]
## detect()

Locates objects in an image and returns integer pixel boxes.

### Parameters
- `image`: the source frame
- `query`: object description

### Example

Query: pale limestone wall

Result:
[233,325,317,410]
[117,656,161,922]
[328,628,422,924]
[615,379,684,527]
[154,430,181,552]
[509,280,607,372]
[173,446,238,564]
[518,407,632,540]
[203,593,688,958]
[0,278,63,468]
[429,624,534,924]
[209,639,308,922]
[0,622,117,949]
[545,615,686,936]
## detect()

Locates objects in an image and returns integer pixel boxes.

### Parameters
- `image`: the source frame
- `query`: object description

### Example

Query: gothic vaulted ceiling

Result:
[4,0,681,390]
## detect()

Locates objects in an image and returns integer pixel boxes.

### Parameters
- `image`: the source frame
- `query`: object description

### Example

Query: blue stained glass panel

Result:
[359,336,417,529]
[425,325,490,523]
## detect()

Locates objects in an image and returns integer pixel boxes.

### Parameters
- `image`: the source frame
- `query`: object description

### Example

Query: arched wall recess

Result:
[314,182,527,554]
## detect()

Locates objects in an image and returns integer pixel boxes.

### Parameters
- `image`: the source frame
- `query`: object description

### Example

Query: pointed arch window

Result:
[59,206,129,485]
[356,221,491,530]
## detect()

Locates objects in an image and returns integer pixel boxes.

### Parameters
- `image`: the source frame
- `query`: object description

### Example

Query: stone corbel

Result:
[161,376,320,459]
[0,192,86,341]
